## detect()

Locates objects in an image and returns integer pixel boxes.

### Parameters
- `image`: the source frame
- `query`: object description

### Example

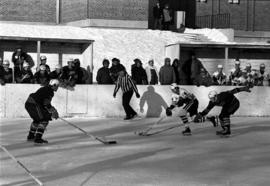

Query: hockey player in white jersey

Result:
[166,83,201,136]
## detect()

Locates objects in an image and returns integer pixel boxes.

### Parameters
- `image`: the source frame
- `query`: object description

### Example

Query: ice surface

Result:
[1,117,270,186]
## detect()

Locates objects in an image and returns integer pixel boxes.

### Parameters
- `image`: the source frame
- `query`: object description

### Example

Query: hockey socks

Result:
[180,115,191,136]
[34,122,48,144]
[216,117,231,136]
[27,122,38,141]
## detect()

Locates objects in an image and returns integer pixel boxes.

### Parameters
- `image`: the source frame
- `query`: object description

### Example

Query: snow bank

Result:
[84,28,233,76]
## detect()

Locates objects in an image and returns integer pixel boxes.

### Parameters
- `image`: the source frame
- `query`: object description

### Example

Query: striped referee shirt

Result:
[114,74,139,94]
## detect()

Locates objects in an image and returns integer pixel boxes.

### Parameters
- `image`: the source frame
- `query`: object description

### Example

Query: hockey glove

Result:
[136,93,140,98]
[166,107,172,116]
[48,106,59,119]
[193,113,205,123]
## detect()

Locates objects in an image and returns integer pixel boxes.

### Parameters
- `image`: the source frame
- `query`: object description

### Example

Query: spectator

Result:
[0,57,2,65]
[212,65,227,85]
[190,53,204,85]
[145,59,159,85]
[153,2,163,30]
[109,58,126,83]
[178,59,188,85]
[256,63,268,86]
[38,56,50,73]
[34,65,50,86]
[162,4,172,30]
[245,63,252,74]
[96,59,113,84]
[131,58,139,71]
[159,57,176,85]
[182,52,196,85]
[0,57,4,83]
[62,58,78,87]
[229,60,243,85]
[0,60,13,85]
[172,59,179,84]
[198,67,213,87]
[18,62,34,84]
[12,48,33,75]
[74,58,89,84]
[50,64,63,81]
[131,58,148,85]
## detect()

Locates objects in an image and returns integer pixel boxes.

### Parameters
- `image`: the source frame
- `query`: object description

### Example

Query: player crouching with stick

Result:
[25,79,59,144]
[195,86,252,137]
[166,83,203,136]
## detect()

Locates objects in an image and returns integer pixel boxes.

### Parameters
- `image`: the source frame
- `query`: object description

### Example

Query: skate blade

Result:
[219,134,231,138]
[182,133,192,136]
[34,142,48,146]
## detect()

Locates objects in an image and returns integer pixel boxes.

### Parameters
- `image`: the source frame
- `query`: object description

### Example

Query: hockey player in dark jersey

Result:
[166,83,200,135]
[195,86,251,137]
[25,79,60,144]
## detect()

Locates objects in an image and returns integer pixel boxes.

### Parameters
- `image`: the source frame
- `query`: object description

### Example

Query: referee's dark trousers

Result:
[122,90,137,117]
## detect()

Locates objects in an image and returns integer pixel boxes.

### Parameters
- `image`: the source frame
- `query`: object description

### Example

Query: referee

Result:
[113,69,140,120]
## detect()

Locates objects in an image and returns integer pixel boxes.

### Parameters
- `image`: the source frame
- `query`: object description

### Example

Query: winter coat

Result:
[131,66,148,85]
[145,65,159,85]
[159,65,176,85]
[96,67,113,84]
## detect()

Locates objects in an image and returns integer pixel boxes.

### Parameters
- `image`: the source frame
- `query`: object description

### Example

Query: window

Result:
[228,0,239,4]
[197,0,207,2]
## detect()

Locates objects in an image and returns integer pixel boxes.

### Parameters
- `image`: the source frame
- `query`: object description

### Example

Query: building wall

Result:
[0,0,56,23]
[60,0,88,23]
[196,0,270,31]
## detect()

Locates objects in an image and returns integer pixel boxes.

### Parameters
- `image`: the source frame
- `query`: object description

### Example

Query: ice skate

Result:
[34,138,48,145]
[216,127,231,137]
[207,116,218,127]
[182,127,192,136]
[27,134,35,142]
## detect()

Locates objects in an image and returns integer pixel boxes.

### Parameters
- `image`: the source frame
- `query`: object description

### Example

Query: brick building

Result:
[1,0,269,32]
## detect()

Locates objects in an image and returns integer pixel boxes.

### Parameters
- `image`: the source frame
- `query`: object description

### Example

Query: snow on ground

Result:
[84,27,233,75]
[1,117,270,186]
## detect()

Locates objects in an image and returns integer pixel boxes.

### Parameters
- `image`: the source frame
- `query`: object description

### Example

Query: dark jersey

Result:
[201,88,240,116]
[29,86,54,108]
[0,68,13,83]
[20,69,34,83]
[34,71,50,85]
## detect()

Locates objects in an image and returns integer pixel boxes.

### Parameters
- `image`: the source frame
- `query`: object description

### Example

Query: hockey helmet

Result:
[23,62,30,68]
[3,60,10,66]
[49,79,60,87]
[217,64,223,69]
[208,90,218,100]
[170,83,179,90]
[235,60,240,65]
[40,56,47,60]
[67,58,74,64]
[260,63,265,68]
[55,64,61,69]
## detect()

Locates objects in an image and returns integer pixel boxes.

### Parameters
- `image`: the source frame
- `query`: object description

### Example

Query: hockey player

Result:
[25,79,59,144]
[165,83,200,135]
[212,65,226,85]
[195,86,251,137]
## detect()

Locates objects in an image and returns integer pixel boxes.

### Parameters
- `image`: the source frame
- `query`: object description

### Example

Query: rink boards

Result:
[0,84,269,118]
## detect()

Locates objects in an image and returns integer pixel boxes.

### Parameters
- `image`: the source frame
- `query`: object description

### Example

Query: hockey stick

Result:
[0,145,43,186]
[142,123,185,136]
[59,117,117,145]
[134,116,166,136]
